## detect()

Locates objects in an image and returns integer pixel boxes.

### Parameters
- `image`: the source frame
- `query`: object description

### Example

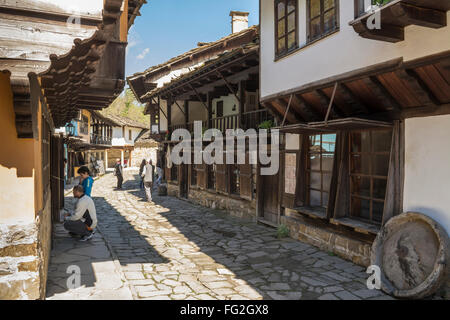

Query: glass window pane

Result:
[373,178,387,200]
[310,190,322,207]
[322,153,334,171]
[351,131,370,153]
[278,37,286,53]
[373,154,390,176]
[287,32,297,50]
[323,192,329,207]
[373,130,393,152]
[278,1,286,18]
[310,171,321,190]
[310,0,320,18]
[324,0,335,11]
[309,134,321,151]
[372,201,384,223]
[351,154,370,174]
[310,154,321,171]
[351,176,370,197]
[287,0,296,13]
[323,9,336,33]
[322,134,336,152]
[278,19,286,37]
[310,17,321,39]
[288,12,296,32]
[351,197,370,220]
[323,173,332,191]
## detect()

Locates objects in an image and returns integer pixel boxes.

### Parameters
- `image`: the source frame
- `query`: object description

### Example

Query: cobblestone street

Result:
[47,172,394,300]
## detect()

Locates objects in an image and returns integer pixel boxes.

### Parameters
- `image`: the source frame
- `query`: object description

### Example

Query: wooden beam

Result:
[364,76,402,112]
[216,70,241,103]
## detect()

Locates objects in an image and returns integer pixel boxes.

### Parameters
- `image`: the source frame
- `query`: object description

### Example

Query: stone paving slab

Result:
[51,172,397,300]
[46,223,132,300]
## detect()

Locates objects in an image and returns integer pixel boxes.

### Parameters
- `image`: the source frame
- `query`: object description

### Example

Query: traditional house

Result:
[259,0,450,266]
[62,110,115,183]
[0,0,146,299]
[100,113,149,168]
[128,13,274,220]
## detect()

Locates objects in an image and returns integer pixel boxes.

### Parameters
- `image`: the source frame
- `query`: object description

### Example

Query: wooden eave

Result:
[261,51,450,127]
[127,26,259,103]
[142,46,260,103]
[350,0,450,43]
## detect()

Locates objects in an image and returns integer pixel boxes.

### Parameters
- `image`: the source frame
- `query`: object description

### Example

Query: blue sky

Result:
[126,0,259,77]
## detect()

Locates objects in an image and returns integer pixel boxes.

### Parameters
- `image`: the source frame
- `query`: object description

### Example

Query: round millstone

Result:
[371,212,449,299]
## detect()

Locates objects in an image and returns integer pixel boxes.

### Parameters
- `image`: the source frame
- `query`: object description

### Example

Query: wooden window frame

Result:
[306,0,340,43]
[274,0,299,59]
[349,128,392,225]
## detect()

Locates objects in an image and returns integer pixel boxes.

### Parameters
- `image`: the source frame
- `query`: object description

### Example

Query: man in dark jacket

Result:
[114,159,123,189]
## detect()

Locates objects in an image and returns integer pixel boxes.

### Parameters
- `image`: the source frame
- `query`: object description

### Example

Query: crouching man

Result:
[64,185,97,242]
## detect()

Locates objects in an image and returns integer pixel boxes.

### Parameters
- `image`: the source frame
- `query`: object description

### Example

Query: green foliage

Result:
[102,88,149,126]
[258,120,274,130]
[372,0,391,6]
[277,224,290,239]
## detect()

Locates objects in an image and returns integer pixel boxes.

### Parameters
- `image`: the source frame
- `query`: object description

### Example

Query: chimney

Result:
[230,11,249,34]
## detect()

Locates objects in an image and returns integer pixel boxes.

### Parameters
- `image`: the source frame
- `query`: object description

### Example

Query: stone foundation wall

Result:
[0,193,52,300]
[167,183,257,222]
[0,222,40,299]
[281,209,372,267]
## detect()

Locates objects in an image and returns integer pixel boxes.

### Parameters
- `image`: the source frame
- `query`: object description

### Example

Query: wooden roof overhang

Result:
[261,50,450,128]
[350,0,450,43]
[142,45,260,114]
[127,26,259,103]
[2,0,147,138]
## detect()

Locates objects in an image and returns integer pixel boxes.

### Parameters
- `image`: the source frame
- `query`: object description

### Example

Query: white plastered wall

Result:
[403,115,450,236]
[260,0,450,99]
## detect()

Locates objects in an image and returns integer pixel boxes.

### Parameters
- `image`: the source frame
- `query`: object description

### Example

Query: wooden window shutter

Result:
[197,164,207,189]
[215,164,228,194]
[165,166,171,181]
[239,163,252,200]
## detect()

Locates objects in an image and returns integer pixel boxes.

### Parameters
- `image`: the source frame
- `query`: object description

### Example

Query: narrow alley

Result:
[46,172,392,300]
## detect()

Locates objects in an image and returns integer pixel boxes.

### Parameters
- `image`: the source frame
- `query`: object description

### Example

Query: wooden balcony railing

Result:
[168,110,275,138]
[242,109,274,130]
[90,133,112,146]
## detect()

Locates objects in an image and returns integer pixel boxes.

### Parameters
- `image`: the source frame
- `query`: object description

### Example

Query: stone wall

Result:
[281,209,373,267]
[167,183,257,222]
[0,191,52,300]
[0,222,40,299]
[130,146,157,168]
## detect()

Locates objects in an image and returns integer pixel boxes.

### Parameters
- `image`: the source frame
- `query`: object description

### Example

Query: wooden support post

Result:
[184,100,189,126]
[238,80,245,129]
[207,92,213,129]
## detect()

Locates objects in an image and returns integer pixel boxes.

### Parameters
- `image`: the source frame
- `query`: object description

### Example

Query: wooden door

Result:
[179,164,188,198]
[261,170,280,224]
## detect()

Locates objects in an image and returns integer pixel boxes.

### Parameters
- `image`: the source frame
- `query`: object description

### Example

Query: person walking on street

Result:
[139,159,147,190]
[114,159,124,190]
[78,166,94,197]
[63,185,97,242]
[142,159,154,202]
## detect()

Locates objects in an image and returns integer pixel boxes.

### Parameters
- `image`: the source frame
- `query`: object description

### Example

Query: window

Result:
[80,115,89,134]
[349,129,392,224]
[191,164,197,186]
[129,130,132,141]
[275,0,298,57]
[307,0,339,42]
[216,101,224,118]
[307,134,336,209]
[207,164,216,190]
[171,164,178,182]
[230,164,240,195]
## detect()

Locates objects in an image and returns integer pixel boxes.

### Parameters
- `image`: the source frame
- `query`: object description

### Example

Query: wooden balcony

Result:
[351,0,450,43]
[90,134,112,146]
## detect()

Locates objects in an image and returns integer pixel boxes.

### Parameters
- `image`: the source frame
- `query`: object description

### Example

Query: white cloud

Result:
[137,48,150,60]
